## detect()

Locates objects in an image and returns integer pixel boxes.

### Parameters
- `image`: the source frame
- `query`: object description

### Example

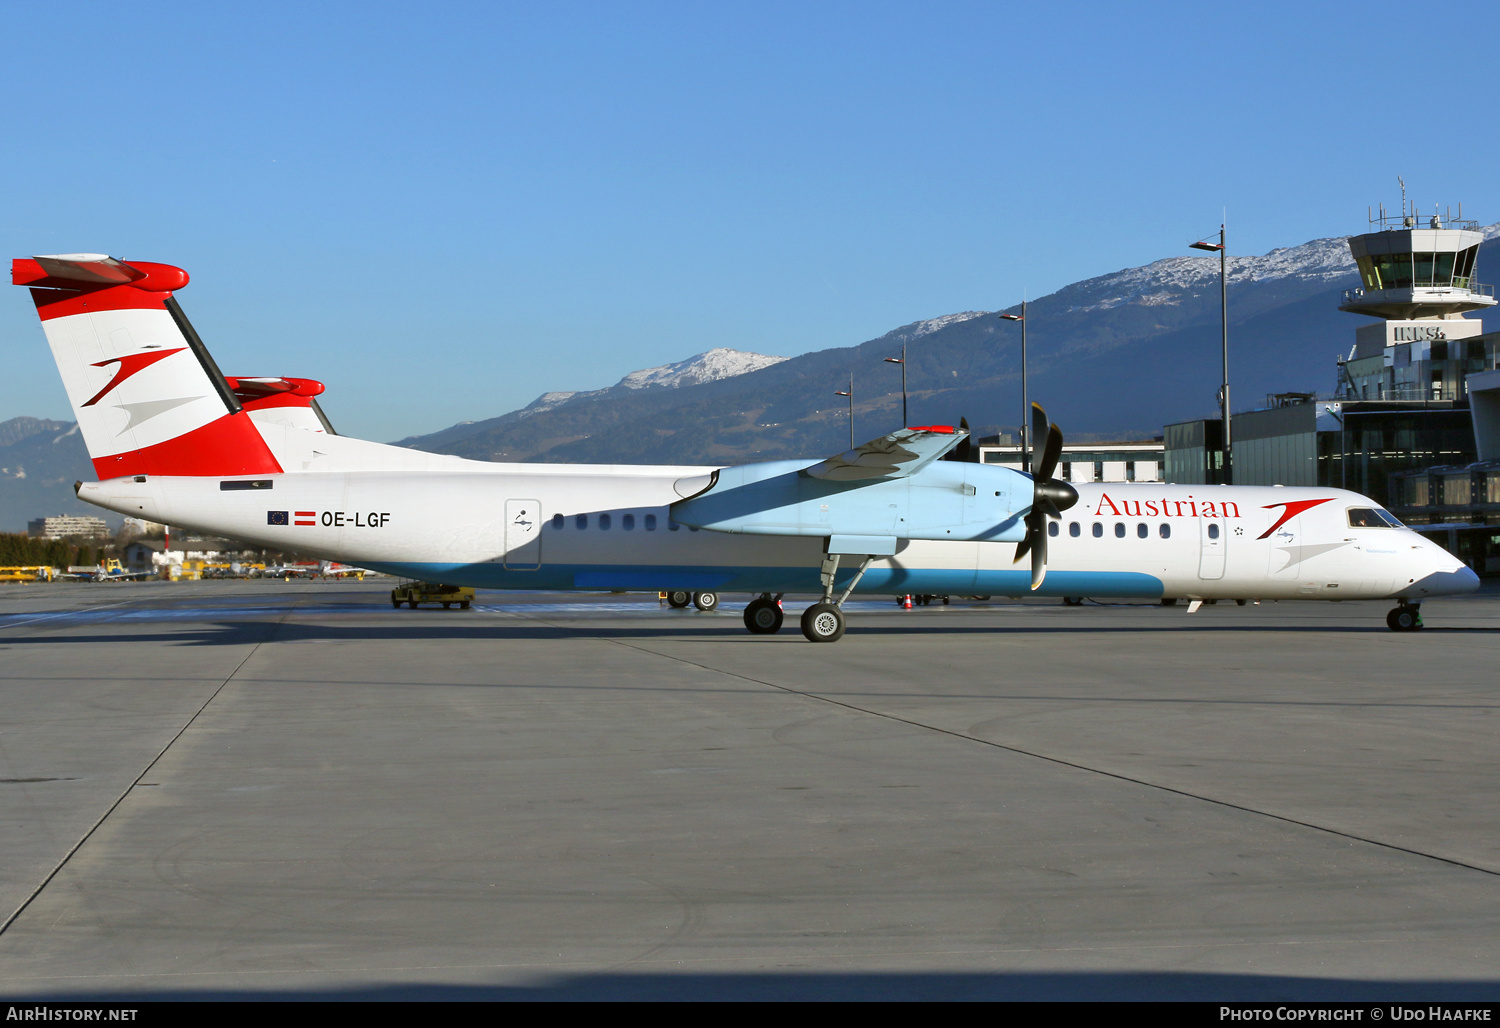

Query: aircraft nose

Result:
[1408,563,1480,597]
[1458,564,1481,593]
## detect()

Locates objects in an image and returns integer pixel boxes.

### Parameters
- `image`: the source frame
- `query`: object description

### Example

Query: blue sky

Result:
[4,1,1497,440]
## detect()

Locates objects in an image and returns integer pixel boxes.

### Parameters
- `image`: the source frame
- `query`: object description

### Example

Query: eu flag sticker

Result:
[267,510,289,526]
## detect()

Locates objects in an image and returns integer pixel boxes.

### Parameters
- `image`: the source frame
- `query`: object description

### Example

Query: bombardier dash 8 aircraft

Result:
[12,254,1478,641]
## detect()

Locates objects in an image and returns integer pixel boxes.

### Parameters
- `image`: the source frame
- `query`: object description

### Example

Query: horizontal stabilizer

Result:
[803,425,965,482]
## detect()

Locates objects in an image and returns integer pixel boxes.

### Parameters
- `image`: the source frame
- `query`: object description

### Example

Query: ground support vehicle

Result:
[391,581,475,609]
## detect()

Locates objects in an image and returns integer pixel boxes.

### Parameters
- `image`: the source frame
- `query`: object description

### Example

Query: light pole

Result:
[1190,225,1230,484]
[884,344,907,428]
[834,373,854,448]
[1000,303,1028,472]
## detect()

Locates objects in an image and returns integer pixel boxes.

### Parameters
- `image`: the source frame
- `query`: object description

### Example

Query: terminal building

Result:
[27,514,109,539]
[1164,204,1496,511]
[978,439,1163,483]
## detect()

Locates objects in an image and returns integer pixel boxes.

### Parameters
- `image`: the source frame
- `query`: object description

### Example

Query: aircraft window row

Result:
[553,512,669,530]
[1065,521,1173,539]
[1348,507,1401,528]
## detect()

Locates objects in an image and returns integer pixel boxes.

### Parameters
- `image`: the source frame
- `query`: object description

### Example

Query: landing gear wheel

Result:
[800,602,845,643]
[667,590,692,608]
[1387,606,1423,632]
[1062,596,1083,606]
[743,598,784,634]
[693,591,719,612]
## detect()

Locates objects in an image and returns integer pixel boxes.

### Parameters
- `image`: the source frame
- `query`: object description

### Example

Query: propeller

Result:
[1013,402,1079,590]
[942,417,973,462]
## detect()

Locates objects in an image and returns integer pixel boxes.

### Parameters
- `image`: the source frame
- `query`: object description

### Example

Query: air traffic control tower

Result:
[1340,200,1495,401]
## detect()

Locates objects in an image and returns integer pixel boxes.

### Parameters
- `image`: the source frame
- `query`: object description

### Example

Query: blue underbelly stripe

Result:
[358,561,1165,598]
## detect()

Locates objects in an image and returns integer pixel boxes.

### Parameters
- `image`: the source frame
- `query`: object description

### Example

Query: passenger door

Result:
[504,499,542,570]
[1198,515,1226,579]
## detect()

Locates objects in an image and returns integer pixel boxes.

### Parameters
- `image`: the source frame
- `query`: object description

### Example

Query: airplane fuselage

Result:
[80,468,1472,603]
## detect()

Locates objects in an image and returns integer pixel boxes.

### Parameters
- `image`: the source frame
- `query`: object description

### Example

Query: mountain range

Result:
[6,225,1499,530]
[395,226,1500,465]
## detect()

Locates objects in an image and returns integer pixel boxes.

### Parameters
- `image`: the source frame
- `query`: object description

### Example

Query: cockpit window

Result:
[1349,507,1402,528]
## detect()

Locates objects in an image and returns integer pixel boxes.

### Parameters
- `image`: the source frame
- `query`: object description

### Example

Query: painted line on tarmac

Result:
[0,600,302,939]
[560,628,1500,882]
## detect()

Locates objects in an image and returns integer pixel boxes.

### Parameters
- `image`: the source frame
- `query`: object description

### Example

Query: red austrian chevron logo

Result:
[83,348,187,407]
[1258,498,1335,539]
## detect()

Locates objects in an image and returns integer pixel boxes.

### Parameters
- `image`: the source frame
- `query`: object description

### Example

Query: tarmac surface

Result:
[0,578,1498,1001]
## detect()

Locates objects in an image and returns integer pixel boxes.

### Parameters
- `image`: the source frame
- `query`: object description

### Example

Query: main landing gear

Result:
[1386,602,1423,632]
[798,552,874,643]
[743,594,785,634]
[666,590,719,611]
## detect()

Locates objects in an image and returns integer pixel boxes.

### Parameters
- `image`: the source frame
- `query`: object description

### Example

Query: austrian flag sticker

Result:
[294,511,316,526]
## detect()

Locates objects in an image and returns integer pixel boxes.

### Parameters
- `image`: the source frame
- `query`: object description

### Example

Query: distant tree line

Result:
[0,532,111,567]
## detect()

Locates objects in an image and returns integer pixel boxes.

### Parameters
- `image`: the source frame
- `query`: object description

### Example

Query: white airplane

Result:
[12,253,1478,641]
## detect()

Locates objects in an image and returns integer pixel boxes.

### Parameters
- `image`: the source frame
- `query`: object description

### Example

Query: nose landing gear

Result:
[1386,603,1423,632]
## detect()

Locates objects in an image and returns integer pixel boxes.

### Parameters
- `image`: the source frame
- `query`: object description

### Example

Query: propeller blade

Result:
[1036,423,1063,483]
[1030,524,1047,590]
[1031,403,1049,473]
[945,417,973,462]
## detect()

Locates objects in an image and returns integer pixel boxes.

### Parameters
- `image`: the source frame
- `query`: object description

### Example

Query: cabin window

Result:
[1069,522,1080,537]
[1092,522,1103,538]
[1159,523,1170,539]
[1208,523,1220,539]
[622,513,635,530]
[1137,522,1148,538]
[575,514,588,530]
[551,513,564,530]
[1048,522,1059,537]
[645,513,657,530]
[599,513,612,530]
[1114,522,1125,538]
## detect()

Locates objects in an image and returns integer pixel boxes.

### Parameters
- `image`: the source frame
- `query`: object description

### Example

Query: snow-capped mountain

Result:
[619,347,788,390]
[508,348,788,419]
[1058,223,1500,316]
[381,224,1500,465]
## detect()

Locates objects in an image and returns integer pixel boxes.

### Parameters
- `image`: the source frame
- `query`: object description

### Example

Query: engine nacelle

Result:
[670,459,1030,544]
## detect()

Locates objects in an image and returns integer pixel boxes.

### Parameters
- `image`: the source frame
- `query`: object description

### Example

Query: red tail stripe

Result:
[91,413,283,479]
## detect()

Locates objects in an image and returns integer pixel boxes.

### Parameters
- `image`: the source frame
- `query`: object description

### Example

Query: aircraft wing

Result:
[802,425,966,482]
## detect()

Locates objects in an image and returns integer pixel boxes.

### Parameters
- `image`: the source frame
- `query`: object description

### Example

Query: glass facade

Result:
[1356,246,1479,290]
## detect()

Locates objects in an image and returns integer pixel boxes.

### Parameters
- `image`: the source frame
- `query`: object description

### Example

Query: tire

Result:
[391,599,400,609]
[459,600,471,610]
[800,602,845,643]
[1388,607,1421,632]
[693,591,719,612]
[407,599,418,609]
[1063,596,1083,606]
[667,590,692,608]
[743,599,784,634]
[442,602,451,609]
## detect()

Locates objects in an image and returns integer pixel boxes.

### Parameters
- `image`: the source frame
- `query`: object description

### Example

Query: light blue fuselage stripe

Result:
[360,561,1165,598]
